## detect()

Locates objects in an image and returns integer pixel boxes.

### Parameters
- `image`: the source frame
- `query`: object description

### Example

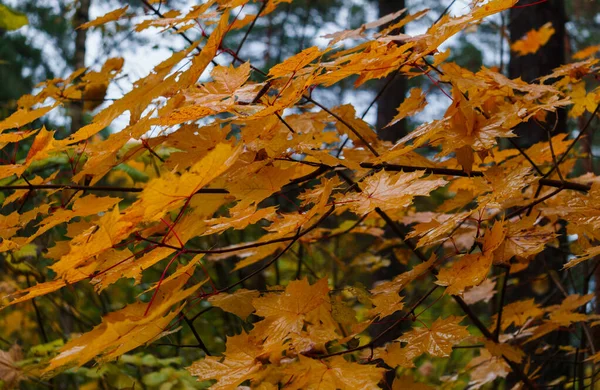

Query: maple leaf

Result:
[463,279,497,305]
[78,6,128,29]
[208,289,260,319]
[493,215,556,263]
[385,87,428,129]
[131,143,241,222]
[436,252,493,296]
[466,349,510,389]
[268,46,324,78]
[371,254,437,296]
[187,332,265,390]
[572,44,600,60]
[0,344,24,388]
[483,340,524,364]
[511,22,555,56]
[436,221,505,295]
[44,274,199,374]
[284,355,385,390]
[392,375,433,390]
[369,291,404,319]
[252,278,331,345]
[397,316,470,358]
[371,341,422,368]
[335,170,447,216]
[567,82,599,118]
[0,104,56,132]
[494,299,543,331]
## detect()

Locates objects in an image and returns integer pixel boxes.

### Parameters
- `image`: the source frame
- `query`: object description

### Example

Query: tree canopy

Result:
[1,0,600,389]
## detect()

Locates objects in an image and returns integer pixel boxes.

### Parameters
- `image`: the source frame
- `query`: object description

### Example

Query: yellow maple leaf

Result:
[188,332,265,390]
[284,355,385,390]
[44,274,199,374]
[78,6,128,29]
[436,221,506,295]
[493,299,543,330]
[568,82,599,118]
[511,22,555,56]
[371,341,422,368]
[0,105,56,132]
[208,289,260,319]
[268,46,324,78]
[132,143,241,222]
[483,340,525,363]
[397,316,470,357]
[335,170,447,216]
[572,44,600,60]
[369,291,404,319]
[252,278,330,345]
[385,87,428,128]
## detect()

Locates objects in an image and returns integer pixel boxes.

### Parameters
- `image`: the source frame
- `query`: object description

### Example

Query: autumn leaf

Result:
[0,344,24,388]
[335,170,447,216]
[385,87,427,128]
[397,316,470,358]
[436,252,493,296]
[208,289,260,319]
[44,274,199,374]
[369,291,404,319]
[252,278,331,345]
[466,349,510,389]
[436,221,505,295]
[463,279,497,305]
[511,22,555,56]
[371,341,422,368]
[78,6,128,29]
[483,340,524,364]
[494,299,543,331]
[0,105,56,132]
[268,46,324,78]
[284,355,385,390]
[187,332,265,390]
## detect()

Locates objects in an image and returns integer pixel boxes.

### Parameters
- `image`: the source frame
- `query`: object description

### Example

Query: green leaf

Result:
[0,5,28,31]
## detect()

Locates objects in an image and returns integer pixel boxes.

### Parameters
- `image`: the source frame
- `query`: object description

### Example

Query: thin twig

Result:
[183,315,211,356]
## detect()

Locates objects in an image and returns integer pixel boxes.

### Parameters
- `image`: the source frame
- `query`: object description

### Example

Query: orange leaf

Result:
[511,22,555,56]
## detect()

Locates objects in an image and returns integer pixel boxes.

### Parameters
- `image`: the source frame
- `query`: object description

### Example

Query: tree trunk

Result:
[70,0,91,133]
[376,0,407,143]
[508,0,566,146]
[507,1,571,384]
[372,2,408,387]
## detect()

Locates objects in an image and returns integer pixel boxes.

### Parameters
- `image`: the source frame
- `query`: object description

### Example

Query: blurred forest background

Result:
[1,0,600,388]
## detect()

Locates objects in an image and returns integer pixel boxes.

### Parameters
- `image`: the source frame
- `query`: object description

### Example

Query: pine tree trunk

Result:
[376,0,406,143]
[70,0,90,133]
[507,0,572,383]
[508,0,566,145]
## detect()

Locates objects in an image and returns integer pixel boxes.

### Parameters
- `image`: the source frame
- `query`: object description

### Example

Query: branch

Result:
[454,297,537,389]
[317,285,439,359]
[495,265,510,341]
[183,315,211,356]
[360,163,591,192]
[234,1,267,56]
[0,183,229,194]
[220,205,335,292]
[337,171,537,389]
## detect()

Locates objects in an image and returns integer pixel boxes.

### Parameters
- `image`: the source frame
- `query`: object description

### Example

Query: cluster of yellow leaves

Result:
[0,0,599,388]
